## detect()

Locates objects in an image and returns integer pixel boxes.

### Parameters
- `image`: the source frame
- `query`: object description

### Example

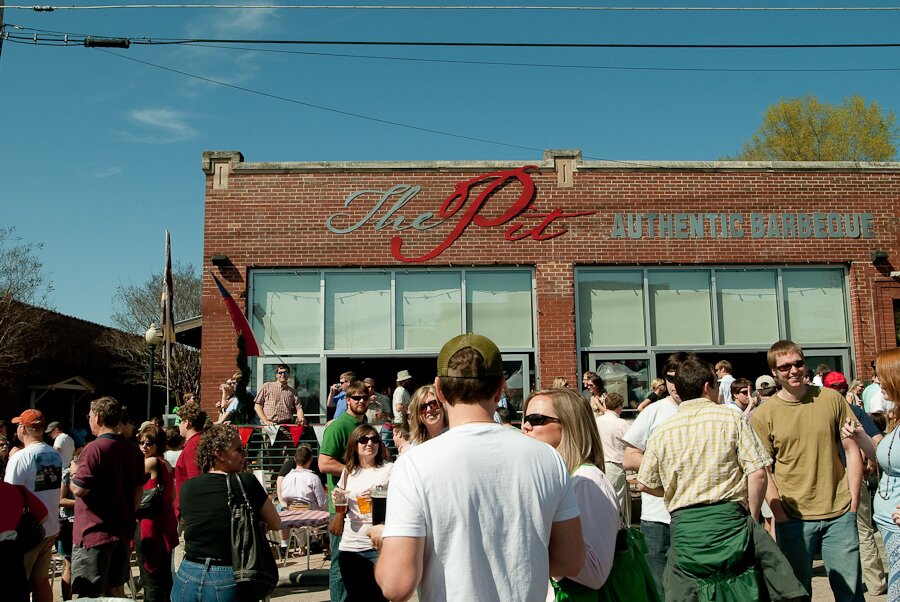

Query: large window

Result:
[251,272,320,352]
[577,266,849,350]
[250,268,535,354]
[577,271,645,347]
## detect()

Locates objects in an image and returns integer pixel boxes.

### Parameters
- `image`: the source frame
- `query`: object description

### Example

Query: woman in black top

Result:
[172,424,280,602]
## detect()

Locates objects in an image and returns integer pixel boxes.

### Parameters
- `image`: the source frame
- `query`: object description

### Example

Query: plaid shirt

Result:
[254,381,300,423]
[638,398,771,513]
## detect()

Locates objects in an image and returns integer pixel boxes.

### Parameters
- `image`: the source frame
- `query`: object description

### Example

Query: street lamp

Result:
[145,324,164,420]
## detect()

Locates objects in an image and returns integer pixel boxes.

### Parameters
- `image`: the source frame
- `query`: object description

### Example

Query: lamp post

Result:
[145,324,164,420]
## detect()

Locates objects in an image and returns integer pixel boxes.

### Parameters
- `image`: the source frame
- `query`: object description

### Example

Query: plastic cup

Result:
[371,490,387,525]
[357,495,372,515]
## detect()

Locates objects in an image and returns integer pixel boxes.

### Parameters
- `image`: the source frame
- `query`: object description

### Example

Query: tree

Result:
[733,95,897,161]
[100,262,201,408]
[0,227,53,376]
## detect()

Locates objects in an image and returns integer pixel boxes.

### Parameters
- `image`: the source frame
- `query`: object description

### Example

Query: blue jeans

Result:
[640,520,669,601]
[172,559,249,602]
[775,511,864,602]
[329,531,347,602]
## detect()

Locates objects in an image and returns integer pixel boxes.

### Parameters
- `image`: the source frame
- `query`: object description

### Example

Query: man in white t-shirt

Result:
[716,360,736,406]
[374,334,584,602]
[622,351,692,600]
[5,409,62,602]
[46,421,76,467]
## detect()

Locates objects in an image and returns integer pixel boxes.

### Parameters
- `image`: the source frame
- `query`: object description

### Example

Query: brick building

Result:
[200,149,900,419]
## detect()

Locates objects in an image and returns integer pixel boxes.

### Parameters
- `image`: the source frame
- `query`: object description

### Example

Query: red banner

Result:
[288,425,304,446]
[238,427,253,447]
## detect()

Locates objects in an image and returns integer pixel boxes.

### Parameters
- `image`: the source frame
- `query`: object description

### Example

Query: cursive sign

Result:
[325,167,595,262]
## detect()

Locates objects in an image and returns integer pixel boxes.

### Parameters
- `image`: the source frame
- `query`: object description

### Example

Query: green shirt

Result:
[319,412,361,512]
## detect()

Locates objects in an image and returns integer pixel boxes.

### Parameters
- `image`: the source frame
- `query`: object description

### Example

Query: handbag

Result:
[227,473,279,600]
[136,485,162,519]
[597,527,661,602]
[16,485,46,552]
[327,472,348,537]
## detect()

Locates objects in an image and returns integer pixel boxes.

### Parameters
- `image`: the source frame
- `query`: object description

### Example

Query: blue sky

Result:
[1,1,898,327]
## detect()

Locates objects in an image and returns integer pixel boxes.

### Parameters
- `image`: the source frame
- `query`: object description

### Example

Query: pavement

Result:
[49,548,884,602]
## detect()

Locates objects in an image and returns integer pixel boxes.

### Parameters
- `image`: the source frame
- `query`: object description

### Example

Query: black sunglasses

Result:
[775,360,805,373]
[349,394,368,401]
[664,374,676,383]
[358,435,381,445]
[524,413,560,427]
[419,400,441,414]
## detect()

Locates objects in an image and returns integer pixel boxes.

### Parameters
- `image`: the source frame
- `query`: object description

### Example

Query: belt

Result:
[185,556,231,566]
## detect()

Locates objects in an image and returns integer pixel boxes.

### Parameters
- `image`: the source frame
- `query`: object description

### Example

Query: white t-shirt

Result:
[594,412,628,465]
[339,463,393,553]
[621,396,679,524]
[383,422,580,602]
[718,374,735,405]
[562,464,619,591]
[281,467,327,510]
[4,442,62,537]
[53,433,76,467]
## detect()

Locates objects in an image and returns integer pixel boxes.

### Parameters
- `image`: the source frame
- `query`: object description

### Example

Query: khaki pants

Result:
[857,482,887,594]
[605,461,631,526]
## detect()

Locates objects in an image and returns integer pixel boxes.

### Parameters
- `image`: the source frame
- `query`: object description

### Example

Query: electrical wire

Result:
[83,47,658,166]
[5,4,900,11]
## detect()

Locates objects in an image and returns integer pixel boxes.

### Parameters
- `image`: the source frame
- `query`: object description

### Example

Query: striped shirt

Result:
[254,382,300,423]
[638,398,771,513]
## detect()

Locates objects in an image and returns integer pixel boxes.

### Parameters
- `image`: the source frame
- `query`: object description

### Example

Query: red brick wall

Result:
[201,155,900,410]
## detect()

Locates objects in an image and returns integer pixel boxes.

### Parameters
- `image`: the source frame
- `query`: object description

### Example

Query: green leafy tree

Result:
[734,95,897,161]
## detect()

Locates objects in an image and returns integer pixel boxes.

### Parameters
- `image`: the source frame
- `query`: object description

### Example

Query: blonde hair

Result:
[408,385,447,444]
[877,349,900,431]
[552,377,570,389]
[524,388,605,474]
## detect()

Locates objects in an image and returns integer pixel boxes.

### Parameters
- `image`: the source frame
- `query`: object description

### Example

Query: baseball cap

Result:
[13,409,46,429]
[755,375,777,390]
[45,421,61,434]
[824,371,848,389]
[437,333,504,378]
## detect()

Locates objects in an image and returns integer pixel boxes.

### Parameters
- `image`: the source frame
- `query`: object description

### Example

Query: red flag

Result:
[210,271,261,357]
[238,427,253,447]
[288,425,303,446]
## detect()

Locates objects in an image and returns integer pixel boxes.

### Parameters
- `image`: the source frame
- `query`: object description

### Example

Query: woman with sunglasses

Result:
[333,424,393,602]
[173,424,280,602]
[135,424,178,602]
[587,375,608,416]
[522,388,620,598]
[408,385,448,445]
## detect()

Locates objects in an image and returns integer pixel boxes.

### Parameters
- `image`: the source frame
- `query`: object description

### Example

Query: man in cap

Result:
[755,375,778,402]
[46,421,75,467]
[375,334,584,601]
[4,409,61,602]
[70,396,146,599]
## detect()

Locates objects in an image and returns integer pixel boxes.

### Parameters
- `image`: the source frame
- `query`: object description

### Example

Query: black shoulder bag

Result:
[16,485,46,552]
[226,473,279,600]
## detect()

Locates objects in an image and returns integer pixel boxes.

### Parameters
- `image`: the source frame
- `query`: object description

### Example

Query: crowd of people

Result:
[3,334,900,602]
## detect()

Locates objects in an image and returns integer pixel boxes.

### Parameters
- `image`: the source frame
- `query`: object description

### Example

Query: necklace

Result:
[877,429,896,500]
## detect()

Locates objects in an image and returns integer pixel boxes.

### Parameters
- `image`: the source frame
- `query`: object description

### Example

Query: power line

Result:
[6,29,900,49]
[85,47,656,167]
[6,4,900,11]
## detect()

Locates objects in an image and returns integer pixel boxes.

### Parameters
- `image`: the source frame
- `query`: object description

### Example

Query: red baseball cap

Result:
[12,409,46,429]
[823,371,848,389]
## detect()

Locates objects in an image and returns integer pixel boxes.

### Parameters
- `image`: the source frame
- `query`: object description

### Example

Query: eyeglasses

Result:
[138,440,155,448]
[419,400,440,414]
[276,371,289,375]
[664,373,676,383]
[775,360,805,373]
[523,413,561,427]
[349,395,368,401]
[358,435,381,445]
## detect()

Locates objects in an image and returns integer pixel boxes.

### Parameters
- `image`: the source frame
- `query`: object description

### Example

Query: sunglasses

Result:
[775,360,805,373]
[358,435,381,445]
[738,389,750,395]
[276,371,289,375]
[524,413,560,427]
[419,400,441,414]
[349,394,368,401]
[139,440,155,448]
[664,374,676,383]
